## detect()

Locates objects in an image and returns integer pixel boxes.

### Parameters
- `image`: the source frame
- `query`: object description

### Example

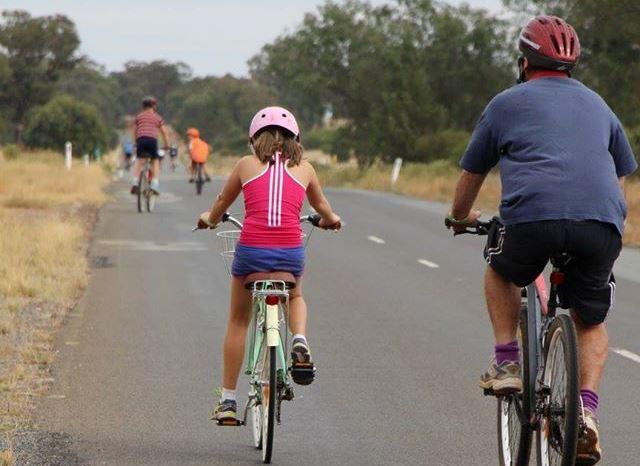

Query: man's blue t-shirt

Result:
[460,77,637,235]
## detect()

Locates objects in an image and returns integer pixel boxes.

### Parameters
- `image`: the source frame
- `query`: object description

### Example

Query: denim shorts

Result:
[231,244,305,278]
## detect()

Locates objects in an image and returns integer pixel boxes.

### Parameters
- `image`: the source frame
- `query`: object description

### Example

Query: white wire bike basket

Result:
[216,230,242,277]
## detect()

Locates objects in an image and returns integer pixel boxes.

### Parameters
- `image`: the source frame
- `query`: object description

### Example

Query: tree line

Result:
[1,1,639,162]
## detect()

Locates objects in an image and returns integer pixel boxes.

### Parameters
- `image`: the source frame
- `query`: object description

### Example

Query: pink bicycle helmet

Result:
[249,106,300,140]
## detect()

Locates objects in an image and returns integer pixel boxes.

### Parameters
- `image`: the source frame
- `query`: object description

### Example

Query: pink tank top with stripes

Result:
[239,153,306,248]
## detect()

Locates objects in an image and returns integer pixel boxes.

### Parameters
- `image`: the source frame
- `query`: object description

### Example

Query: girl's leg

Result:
[222,277,252,390]
[288,279,307,336]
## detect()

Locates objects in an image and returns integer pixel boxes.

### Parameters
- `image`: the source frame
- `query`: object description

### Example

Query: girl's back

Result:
[238,153,311,248]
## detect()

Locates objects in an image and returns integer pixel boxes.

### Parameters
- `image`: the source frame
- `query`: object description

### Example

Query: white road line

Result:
[418,259,440,269]
[611,347,640,364]
[367,235,386,244]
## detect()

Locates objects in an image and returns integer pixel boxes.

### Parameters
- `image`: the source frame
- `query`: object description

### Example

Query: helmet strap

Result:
[517,56,527,84]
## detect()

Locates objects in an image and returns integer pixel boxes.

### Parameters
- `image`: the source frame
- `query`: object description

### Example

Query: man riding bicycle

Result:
[186,127,212,183]
[446,16,637,465]
[131,96,170,195]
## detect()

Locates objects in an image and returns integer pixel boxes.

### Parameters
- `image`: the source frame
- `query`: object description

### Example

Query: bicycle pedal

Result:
[216,418,244,427]
[290,362,315,386]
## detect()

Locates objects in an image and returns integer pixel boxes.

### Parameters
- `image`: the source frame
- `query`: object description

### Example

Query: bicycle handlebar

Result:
[193,212,324,231]
[444,216,500,236]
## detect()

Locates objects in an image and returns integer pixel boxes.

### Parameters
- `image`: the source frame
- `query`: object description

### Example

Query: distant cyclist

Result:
[131,96,170,195]
[446,16,636,465]
[186,128,211,183]
[122,136,134,170]
[195,106,341,422]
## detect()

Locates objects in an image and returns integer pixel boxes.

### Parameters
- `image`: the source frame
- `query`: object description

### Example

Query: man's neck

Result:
[527,69,569,81]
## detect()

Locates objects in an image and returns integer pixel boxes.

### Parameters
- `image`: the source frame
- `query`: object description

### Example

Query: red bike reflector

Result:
[550,272,565,285]
[265,295,279,305]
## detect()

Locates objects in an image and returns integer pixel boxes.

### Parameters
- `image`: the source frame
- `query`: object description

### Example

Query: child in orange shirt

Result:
[187,128,212,183]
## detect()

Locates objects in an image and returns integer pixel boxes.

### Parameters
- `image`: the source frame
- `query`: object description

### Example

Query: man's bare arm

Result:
[450,170,487,220]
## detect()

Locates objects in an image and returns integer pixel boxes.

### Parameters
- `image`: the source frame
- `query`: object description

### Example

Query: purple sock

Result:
[581,389,599,416]
[495,340,519,365]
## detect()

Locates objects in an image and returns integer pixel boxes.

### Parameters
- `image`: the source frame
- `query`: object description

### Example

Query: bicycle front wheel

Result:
[261,345,276,463]
[536,314,579,466]
[497,307,532,466]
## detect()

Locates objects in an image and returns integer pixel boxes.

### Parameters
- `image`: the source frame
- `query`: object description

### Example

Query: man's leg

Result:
[485,266,521,344]
[573,316,608,394]
[478,265,523,393]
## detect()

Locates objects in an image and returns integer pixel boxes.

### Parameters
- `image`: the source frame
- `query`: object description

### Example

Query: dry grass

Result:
[0,148,108,429]
[0,151,109,209]
[0,209,87,303]
[0,446,15,466]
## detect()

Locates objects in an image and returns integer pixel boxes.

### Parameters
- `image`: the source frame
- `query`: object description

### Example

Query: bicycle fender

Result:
[266,304,280,347]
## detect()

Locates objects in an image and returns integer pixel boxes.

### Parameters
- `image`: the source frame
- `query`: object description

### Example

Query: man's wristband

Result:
[446,213,471,225]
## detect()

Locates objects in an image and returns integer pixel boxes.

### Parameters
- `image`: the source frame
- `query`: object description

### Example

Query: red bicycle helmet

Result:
[519,16,580,72]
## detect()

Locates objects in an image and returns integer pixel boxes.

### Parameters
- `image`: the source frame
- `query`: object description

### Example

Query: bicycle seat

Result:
[244,272,296,290]
[550,253,572,268]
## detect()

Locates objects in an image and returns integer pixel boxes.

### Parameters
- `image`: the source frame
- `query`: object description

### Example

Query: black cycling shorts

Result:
[484,220,621,326]
[136,137,159,159]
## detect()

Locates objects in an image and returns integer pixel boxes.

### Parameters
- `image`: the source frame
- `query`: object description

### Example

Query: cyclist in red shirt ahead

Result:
[447,16,637,465]
[131,96,170,194]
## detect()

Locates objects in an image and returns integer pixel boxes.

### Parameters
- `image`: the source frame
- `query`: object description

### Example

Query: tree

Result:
[111,60,192,117]
[0,10,80,140]
[23,95,108,156]
[168,75,274,153]
[250,0,512,163]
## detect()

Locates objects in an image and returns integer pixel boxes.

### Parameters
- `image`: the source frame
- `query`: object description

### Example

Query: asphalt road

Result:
[37,168,640,465]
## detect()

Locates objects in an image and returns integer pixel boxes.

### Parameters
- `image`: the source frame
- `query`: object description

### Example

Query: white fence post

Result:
[64,141,72,170]
[391,157,403,187]
[83,154,89,166]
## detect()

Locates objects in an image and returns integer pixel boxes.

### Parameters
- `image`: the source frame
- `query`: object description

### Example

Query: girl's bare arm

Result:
[305,164,340,226]
[205,162,243,225]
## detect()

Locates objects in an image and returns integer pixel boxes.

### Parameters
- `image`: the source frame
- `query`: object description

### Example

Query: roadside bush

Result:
[414,129,470,164]
[2,144,19,160]
[23,95,108,157]
[624,126,640,178]
[304,127,353,162]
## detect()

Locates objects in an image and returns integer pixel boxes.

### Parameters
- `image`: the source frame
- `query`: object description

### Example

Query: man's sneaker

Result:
[290,337,315,385]
[150,179,160,194]
[478,358,522,395]
[130,185,139,195]
[576,409,602,465]
[213,398,237,422]
[188,178,195,183]
[205,175,211,182]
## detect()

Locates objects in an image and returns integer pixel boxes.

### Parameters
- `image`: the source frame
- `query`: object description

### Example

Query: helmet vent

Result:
[538,18,548,25]
[560,32,567,54]
[550,35,561,54]
[282,113,287,117]
[569,37,575,56]
[261,114,266,118]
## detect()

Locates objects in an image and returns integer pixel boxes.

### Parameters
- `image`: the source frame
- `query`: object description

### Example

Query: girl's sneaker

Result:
[291,337,315,385]
[213,398,237,422]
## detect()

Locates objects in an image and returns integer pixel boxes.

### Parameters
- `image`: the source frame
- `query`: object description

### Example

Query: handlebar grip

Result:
[308,214,322,227]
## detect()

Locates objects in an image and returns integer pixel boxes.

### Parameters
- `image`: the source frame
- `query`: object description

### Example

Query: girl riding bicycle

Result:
[196,106,341,421]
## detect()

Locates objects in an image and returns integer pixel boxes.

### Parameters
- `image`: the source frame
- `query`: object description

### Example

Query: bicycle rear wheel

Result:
[536,314,579,466]
[195,164,204,195]
[137,170,145,213]
[497,307,533,466]
[146,170,156,212]
[261,345,276,463]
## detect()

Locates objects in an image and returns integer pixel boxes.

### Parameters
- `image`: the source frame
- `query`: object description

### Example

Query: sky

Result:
[1,0,505,77]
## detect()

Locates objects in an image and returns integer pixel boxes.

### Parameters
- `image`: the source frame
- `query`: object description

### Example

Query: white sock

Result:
[293,334,307,342]
[221,388,236,402]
